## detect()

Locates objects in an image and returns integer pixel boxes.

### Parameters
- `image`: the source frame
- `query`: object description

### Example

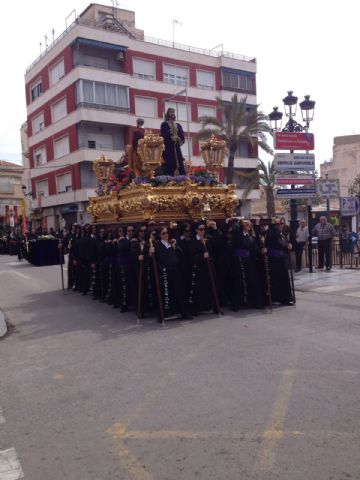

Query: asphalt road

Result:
[1,255,360,480]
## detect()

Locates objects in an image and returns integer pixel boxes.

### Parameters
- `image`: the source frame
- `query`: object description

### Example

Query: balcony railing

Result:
[76,102,130,113]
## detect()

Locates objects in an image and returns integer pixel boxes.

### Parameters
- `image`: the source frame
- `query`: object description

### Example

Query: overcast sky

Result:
[1,0,359,168]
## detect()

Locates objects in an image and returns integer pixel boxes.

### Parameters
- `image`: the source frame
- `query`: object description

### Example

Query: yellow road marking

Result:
[254,343,300,473]
[117,441,154,480]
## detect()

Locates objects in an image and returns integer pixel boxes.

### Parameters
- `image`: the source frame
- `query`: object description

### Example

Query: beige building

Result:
[320,134,360,196]
[0,160,25,229]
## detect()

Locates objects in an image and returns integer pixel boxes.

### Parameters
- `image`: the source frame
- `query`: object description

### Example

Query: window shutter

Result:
[50,60,65,85]
[198,105,216,119]
[32,112,45,133]
[52,98,67,122]
[133,58,155,79]
[37,180,49,197]
[134,97,157,117]
[54,136,70,159]
[196,70,215,89]
[57,173,72,193]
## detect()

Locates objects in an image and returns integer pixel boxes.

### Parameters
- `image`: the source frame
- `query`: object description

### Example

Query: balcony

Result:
[72,38,127,73]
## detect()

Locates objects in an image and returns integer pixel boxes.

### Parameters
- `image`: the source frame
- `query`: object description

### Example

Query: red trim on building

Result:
[25,45,73,106]
[27,84,76,137]
[29,124,78,167]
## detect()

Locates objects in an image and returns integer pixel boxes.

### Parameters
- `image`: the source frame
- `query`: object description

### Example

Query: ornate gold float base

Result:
[87,182,238,224]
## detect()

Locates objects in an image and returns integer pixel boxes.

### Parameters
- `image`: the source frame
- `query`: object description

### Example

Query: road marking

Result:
[53,373,65,380]
[0,271,31,280]
[255,345,300,472]
[0,448,24,480]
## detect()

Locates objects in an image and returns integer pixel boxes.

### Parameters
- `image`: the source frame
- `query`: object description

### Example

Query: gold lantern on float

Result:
[137,130,165,178]
[93,154,115,193]
[200,134,227,178]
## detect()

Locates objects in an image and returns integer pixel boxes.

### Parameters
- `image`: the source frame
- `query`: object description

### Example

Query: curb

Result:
[0,310,7,338]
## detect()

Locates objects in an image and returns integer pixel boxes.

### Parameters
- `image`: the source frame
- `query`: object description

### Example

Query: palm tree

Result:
[239,159,277,218]
[197,94,273,184]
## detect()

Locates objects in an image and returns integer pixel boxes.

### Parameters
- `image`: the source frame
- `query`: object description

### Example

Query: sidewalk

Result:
[294,267,360,298]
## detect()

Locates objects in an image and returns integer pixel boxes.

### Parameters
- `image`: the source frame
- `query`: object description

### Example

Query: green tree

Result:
[197,94,273,184]
[238,159,277,218]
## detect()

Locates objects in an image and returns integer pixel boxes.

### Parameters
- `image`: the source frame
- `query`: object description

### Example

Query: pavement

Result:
[294,266,360,297]
[1,255,360,479]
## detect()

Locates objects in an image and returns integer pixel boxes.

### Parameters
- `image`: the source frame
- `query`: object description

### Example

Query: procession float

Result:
[87,132,238,225]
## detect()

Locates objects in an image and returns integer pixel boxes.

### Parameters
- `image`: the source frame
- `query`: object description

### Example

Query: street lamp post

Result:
[269,91,316,234]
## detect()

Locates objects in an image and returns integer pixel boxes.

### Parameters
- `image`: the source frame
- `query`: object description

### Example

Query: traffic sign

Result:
[317,179,339,197]
[274,132,315,150]
[274,153,315,172]
[276,187,316,199]
[340,197,360,216]
[276,174,315,185]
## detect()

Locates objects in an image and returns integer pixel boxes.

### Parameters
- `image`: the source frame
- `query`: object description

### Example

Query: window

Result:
[163,64,188,86]
[133,58,155,79]
[49,59,65,86]
[181,137,192,159]
[57,173,72,194]
[87,134,113,150]
[76,80,129,109]
[197,105,216,119]
[52,98,67,123]
[164,101,190,122]
[196,70,215,90]
[0,177,13,194]
[135,97,157,117]
[236,141,249,158]
[36,180,49,197]
[222,71,255,93]
[54,136,70,159]
[34,146,47,166]
[31,81,42,101]
[32,112,45,134]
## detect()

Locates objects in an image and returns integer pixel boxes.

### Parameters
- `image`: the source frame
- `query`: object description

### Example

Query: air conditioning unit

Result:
[116,51,124,61]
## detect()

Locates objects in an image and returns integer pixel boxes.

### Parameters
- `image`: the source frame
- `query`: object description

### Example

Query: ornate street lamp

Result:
[269,107,283,132]
[299,95,316,129]
[282,90,298,118]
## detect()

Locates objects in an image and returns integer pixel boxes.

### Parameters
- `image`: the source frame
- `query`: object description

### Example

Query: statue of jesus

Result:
[160,108,186,176]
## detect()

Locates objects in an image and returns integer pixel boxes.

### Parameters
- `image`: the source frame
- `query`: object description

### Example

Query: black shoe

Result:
[182,314,193,320]
[326,268,332,272]
[120,305,128,313]
[315,266,323,269]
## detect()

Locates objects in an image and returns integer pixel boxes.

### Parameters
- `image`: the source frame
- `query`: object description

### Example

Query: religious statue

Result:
[160,107,186,176]
[129,118,145,175]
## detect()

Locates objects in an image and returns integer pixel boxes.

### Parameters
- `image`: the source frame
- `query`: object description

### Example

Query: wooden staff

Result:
[149,238,165,325]
[67,239,72,292]
[58,240,65,293]
[137,241,145,322]
[202,238,222,316]
[285,232,296,304]
[260,234,272,312]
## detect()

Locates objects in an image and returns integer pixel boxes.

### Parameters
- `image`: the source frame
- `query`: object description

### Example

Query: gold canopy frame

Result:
[87,131,238,224]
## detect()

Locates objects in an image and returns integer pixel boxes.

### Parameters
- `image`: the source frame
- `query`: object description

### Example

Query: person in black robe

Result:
[230,219,264,310]
[265,220,293,305]
[131,118,145,175]
[188,221,221,315]
[72,227,91,295]
[115,225,135,312]
[135,229,158,317]
[153,226,192,320]
[92,227,106,301]
[160,108,186,176]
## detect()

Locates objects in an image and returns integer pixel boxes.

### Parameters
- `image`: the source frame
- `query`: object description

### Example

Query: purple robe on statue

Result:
[160,120,186,176]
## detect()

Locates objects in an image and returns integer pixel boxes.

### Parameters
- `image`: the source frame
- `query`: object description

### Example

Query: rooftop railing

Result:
[26,17,256,74]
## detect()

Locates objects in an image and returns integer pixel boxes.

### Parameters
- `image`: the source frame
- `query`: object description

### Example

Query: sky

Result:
[1,0,360,168]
